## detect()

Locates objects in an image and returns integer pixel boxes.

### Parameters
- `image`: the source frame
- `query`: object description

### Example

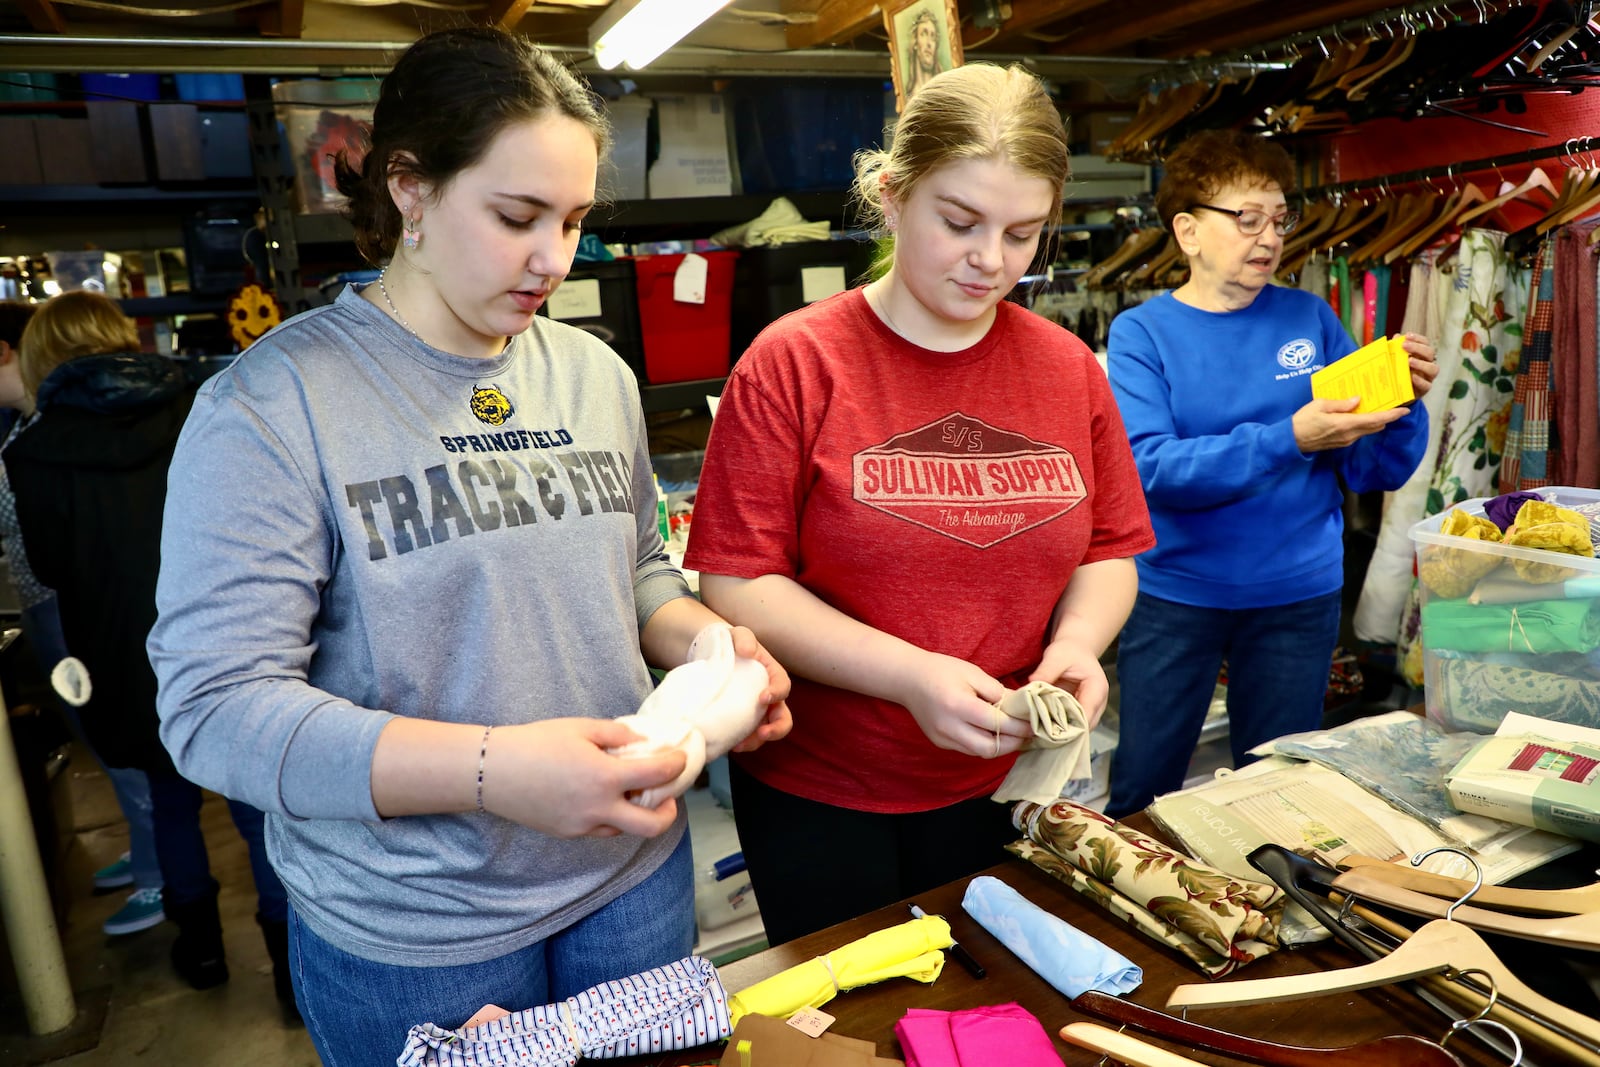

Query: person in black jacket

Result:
[5,290,295,1014]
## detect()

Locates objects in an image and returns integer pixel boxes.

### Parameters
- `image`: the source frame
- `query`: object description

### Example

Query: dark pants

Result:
[729,759,1018,946]
[147,771,288,920]
[1107,589,1342,819]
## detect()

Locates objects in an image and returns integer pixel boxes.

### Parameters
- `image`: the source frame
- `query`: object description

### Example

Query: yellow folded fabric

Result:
[726,915,952,1026]
[1418,508,1505,598]
[1505,500,1596,583]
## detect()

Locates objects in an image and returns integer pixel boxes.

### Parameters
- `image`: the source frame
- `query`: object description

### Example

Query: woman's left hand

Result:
[1028,639,1110,728]
[727,625,793,753]
[1403,333,1440,400]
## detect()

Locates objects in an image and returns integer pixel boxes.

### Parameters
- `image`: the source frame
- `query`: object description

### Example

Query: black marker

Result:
[909,902,986,979]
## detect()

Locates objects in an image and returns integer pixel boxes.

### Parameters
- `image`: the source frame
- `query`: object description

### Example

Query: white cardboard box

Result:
[648,93,735,199]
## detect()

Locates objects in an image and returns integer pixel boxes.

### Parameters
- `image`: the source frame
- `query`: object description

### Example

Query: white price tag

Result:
[784,1006,835,1038]
[673,252,709,304]
[800,264,847,304]
[546,278,602,321]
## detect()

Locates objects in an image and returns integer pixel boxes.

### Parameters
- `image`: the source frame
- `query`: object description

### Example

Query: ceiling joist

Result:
[783,0,881,50]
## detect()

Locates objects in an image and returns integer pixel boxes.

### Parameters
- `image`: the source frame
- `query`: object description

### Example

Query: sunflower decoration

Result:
[227,283,282,350]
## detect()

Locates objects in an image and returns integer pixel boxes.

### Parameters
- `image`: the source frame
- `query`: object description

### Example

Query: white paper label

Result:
[800,264,847,304]
[785,1006,835,1037]
[546,278,601,321]
[673,253,709,305]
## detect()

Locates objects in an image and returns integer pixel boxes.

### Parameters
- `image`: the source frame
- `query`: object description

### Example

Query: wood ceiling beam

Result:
[1159,0,1398,57]
[16,0,67,34]
[1045,0,1262,55]
[258,0,305,38]
[486,0,539,31]
[784,0,882,49]
[962,0,1117,50]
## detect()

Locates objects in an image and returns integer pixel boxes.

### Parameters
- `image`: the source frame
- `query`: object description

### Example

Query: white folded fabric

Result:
[989,680,1092,805]
[610,623,766,807]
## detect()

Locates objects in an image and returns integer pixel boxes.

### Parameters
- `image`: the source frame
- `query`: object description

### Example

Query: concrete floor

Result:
[1,751,317,1067]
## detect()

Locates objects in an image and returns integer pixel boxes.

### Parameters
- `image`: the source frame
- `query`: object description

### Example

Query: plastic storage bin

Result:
[633,251,739,383]
[271,78,378,214]
[729,239,875,354]
[538,259,646,382]
[1409,486,1600,735]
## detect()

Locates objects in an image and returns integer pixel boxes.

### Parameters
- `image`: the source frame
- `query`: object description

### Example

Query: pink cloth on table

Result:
[895,1002,1058,1067]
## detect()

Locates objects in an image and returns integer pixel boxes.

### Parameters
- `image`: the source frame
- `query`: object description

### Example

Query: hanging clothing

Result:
[1553,223,1600,489]
[1386,230,1531,682]
[1499,236,1559,492]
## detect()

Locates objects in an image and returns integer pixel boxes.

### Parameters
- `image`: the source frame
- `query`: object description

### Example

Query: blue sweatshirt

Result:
[1107,285,1428,610]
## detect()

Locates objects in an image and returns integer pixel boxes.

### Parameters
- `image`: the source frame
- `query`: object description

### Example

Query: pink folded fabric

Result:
[895,1003,1059,1067]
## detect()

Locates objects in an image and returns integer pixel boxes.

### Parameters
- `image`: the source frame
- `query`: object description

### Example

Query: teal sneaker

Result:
[103,888,165,936]
[92,852,134,890]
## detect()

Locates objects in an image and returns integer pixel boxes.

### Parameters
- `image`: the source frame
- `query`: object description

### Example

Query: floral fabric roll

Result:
[1008,799,1283,977]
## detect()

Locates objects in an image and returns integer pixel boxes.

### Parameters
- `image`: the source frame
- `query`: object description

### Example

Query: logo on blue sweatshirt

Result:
[1277,338,1316,372]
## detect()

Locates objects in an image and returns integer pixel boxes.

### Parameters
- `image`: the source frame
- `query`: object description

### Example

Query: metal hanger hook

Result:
[1441,1016,1523,1065]
[1411,846,1484,920]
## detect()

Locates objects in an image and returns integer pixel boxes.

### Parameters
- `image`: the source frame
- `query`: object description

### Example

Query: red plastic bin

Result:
[632,250,740,383]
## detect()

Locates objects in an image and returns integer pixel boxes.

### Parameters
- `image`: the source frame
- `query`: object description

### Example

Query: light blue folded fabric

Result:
[961,876,1142,998]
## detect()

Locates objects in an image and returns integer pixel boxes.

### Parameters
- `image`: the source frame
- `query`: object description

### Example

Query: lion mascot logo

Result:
[470,384,515,426]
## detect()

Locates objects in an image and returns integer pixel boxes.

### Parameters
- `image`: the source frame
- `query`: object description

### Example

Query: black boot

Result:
[256,913,302,1024]
[166,885,229,990]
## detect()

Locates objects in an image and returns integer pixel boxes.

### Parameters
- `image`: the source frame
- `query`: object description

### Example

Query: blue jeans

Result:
[1107,590,1342,818]
[291,829,695,1067]
[146,772,287,920]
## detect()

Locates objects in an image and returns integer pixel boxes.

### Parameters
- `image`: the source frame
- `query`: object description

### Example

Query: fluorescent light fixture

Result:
[590,0,734,71]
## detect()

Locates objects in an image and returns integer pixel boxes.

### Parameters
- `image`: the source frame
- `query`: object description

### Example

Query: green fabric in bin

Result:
[1422,596,1600,654]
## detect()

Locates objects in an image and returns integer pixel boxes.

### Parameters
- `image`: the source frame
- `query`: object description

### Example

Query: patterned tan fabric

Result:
[990,681,1092,805]
[1007,799,1284,977]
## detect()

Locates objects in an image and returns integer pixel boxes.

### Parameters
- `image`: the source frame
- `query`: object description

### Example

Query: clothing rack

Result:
[1163,0,1529,86]
[1308,133,1600,198]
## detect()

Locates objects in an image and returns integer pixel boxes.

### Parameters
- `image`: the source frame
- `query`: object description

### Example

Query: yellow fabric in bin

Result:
[1504,500,1596,583]
[1418,509,1505,599]
[726,915,951,1026]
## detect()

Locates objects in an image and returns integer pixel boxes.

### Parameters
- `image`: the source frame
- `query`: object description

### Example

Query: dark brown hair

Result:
[0,300,35,348]
[335,27,612,265]
[1154,129,1296,232]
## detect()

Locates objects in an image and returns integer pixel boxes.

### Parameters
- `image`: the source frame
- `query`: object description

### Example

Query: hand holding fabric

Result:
[989,681,1093,805]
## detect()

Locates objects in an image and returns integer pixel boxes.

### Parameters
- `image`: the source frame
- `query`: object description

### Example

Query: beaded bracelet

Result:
[476,725,494,813]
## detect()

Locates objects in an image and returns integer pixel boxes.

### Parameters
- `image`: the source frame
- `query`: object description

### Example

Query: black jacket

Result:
[5,352,195,772]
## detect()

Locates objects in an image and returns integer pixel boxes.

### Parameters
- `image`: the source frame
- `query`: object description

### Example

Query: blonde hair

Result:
[854,63,1069,269]
[19,290,140,398]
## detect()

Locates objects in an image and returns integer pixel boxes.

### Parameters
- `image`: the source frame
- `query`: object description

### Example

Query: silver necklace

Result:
[377,268,419,339]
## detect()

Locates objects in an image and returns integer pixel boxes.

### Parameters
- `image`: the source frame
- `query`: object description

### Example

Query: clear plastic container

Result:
[271,79,379,214]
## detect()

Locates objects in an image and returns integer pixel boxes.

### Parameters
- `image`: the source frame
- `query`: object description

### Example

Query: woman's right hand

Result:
[1292,397,1409,452]
[481,718,687,839]
[899,653,1032,759]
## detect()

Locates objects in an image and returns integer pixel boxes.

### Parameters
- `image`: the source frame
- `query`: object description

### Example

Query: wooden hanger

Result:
[1082,228,1166,289]
[1348,192,1440,264]
[1388,182,1490,263]
[1346,36,1419,101]
[1456,166,1559,225]
[1333,867,1600,950]
[1060,1023,1214,1067]
[1317,195,1395,254]
[1071,990,1464,1067]
[1164,917,1600,1048]
[1339,854,1600,917]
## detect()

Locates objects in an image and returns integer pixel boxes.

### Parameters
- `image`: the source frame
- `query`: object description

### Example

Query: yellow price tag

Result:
[1309,334,1415,413]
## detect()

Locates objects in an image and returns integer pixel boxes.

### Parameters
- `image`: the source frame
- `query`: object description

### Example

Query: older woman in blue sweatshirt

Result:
[1105,130,1438,817]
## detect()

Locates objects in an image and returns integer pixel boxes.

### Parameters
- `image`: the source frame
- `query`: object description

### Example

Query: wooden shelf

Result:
[1,182,257,207]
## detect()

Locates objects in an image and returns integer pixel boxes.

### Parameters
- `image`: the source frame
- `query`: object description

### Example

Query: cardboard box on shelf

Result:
[647,94,735,199]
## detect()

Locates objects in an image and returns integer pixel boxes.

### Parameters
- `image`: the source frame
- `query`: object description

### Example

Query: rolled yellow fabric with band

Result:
[726,915,952,1025]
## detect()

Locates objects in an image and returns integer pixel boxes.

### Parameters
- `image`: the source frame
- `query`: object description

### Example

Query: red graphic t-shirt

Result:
[684,289,1154,812]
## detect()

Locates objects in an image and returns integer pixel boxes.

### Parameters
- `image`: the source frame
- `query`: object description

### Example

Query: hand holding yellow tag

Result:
[1309,334,1415,414]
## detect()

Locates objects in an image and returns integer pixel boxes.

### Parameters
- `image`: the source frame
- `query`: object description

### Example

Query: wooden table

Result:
[630,826,1519,1066]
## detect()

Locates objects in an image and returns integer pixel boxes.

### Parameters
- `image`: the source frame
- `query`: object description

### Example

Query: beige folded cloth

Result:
[709,197,832,248]
[990,681,1092,805]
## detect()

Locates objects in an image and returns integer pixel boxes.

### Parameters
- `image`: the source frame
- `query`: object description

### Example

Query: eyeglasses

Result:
[1189,203,1301,236]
